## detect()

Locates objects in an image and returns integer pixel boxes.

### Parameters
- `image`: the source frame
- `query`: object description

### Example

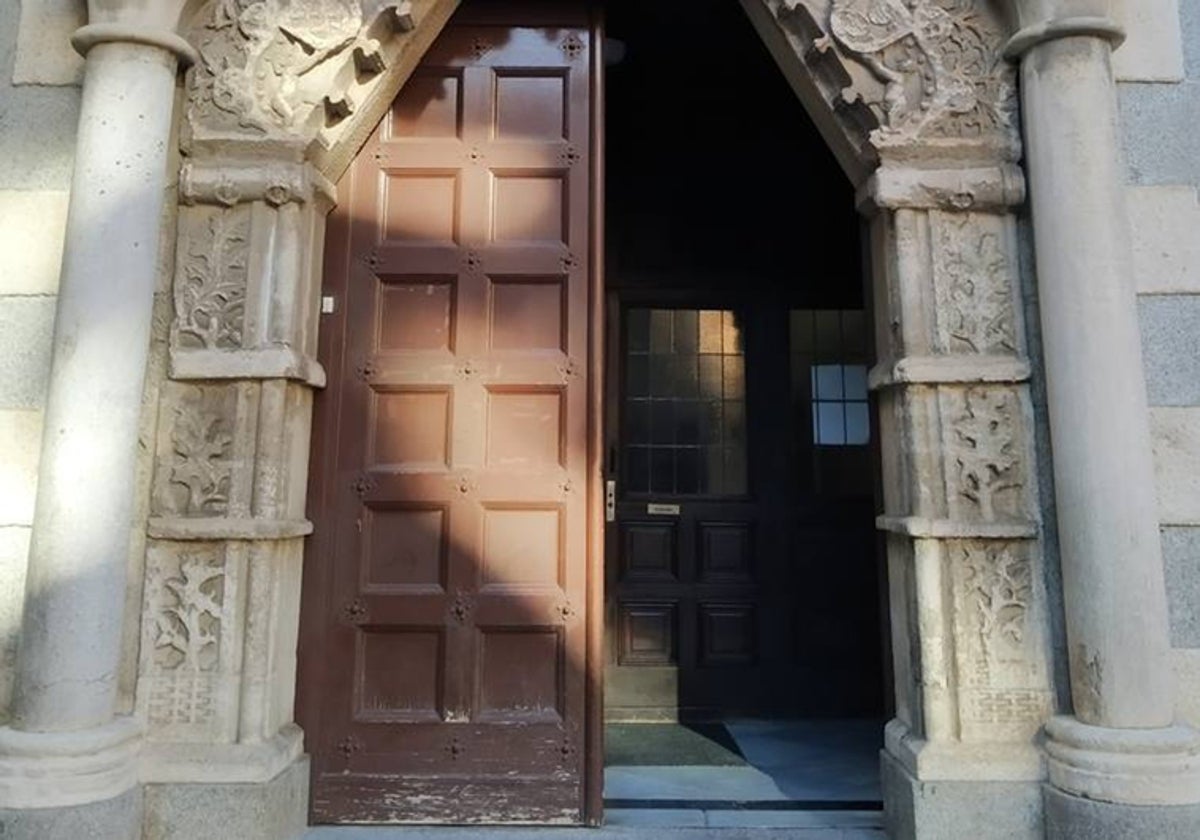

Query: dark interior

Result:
[603,0,887,722]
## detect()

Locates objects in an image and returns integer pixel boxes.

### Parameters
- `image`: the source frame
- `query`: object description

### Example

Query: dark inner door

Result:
[602,0,884,723]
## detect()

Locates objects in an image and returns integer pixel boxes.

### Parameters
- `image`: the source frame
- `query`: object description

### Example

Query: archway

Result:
[136,1,1058,836]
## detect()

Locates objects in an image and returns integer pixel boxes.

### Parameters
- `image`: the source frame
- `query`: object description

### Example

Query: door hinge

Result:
[605,480,616,522]
[321,295,336,314]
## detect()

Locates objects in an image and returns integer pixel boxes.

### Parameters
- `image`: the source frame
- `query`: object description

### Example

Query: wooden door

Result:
[300,4,601,824]
[605,295,880,722]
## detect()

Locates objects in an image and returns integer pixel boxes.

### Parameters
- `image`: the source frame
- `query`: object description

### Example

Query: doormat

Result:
[605,723,747,766]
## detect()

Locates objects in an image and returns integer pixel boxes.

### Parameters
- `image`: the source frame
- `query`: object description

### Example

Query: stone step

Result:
[304,809,886,839]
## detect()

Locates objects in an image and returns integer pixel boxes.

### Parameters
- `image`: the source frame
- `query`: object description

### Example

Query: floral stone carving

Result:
[153,554,225,672]
[946,387,1024,521]
[934,213,1017,354]
[157,386,237,517]
[950,541,1052,733]
[825,0,1017,148]
[170,411,234,514]
[145,549,227,727]
[175,208,249,350]
[188,0,415,138]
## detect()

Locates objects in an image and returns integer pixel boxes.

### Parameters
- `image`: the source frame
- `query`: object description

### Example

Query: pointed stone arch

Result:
[139,2,1059,837]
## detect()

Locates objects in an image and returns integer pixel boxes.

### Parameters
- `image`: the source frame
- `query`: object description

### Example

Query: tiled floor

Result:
[605,719,883,804]
[600,718,884,833]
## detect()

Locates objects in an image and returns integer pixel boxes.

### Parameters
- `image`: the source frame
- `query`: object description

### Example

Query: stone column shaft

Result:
[1011,14,1200,825]
[1017,31,1172,731]
[15,39,183,734]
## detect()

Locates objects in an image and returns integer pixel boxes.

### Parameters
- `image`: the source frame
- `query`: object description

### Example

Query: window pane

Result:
[843,365,869,401]
[817,402,846,445]
[650,401,674,445]
[699,310,723,353]
[626,447,649,493]
[723,355,745,400]
[650,448,674,493]
[623,307,748,497]
[813,364,844,400]
[699,354,723,398]
[671,354,698,397]
[627,355,649,397]
[676,448,700,494]
[626,399,650,444]
[627,309,650,353]
[674,310,698,353]
[676,400,701,445]
[846,402,870,445]
[650,309,673,353]
[649,354,672,396]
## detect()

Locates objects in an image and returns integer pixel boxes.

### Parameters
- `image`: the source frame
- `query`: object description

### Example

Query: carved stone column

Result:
[864,168,1057,840]
[0,4,193,838]
[130,3,459,838]
[1006,4,1200,837]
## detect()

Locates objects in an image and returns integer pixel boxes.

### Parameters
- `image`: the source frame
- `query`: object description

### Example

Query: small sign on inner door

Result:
[646,503,681,516]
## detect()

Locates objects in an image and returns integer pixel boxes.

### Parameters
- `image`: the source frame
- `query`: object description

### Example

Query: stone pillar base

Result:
[882,749,1044,840]
[143,754,309,840]
[0,717,141,808]
[0,785,142,840]
[1044,716,1200,805]
[1045,785,1200,840]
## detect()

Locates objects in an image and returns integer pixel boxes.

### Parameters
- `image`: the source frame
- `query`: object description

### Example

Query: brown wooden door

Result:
[301,5,600,824]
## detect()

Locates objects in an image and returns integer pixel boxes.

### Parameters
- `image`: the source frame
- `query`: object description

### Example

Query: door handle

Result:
[605,480,616,523]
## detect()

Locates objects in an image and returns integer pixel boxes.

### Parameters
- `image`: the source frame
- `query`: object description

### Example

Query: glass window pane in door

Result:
[623,307,748,496]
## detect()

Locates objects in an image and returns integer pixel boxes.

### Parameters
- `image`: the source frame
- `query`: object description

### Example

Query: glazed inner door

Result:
[300,5,599,824]
[605,298,880,721]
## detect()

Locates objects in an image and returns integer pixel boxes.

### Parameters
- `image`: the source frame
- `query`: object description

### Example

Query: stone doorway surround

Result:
[0,1,1197,839]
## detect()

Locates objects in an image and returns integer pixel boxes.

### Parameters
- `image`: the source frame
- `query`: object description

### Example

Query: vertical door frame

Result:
[584,4,607,825]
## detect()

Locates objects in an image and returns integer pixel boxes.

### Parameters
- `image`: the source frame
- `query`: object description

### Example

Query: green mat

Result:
[605,723,747,766]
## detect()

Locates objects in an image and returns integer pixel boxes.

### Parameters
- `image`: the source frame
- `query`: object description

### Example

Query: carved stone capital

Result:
[76,0,197,62]
[1004,0,1124,58]
[762,0,1021,170]
[85,0,191,30]
[181,0,456,174]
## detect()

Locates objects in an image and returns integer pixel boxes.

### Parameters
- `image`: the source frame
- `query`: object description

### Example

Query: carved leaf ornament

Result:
[169,408,235,514]
[154,556,224,671]
[964,543,1030,660]
[951,389,1021,520]
[939,221,1016,353]
[177,213,248,349]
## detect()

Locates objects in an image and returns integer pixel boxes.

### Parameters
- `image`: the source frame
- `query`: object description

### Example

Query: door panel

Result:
[302,8,597,824]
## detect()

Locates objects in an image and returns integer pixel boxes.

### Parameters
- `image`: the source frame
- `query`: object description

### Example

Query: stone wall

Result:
[1116,0,1200,728]
[0,0,82,720]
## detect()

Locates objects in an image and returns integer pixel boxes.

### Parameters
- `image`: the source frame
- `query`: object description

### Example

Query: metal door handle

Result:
[605,480,616,522]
